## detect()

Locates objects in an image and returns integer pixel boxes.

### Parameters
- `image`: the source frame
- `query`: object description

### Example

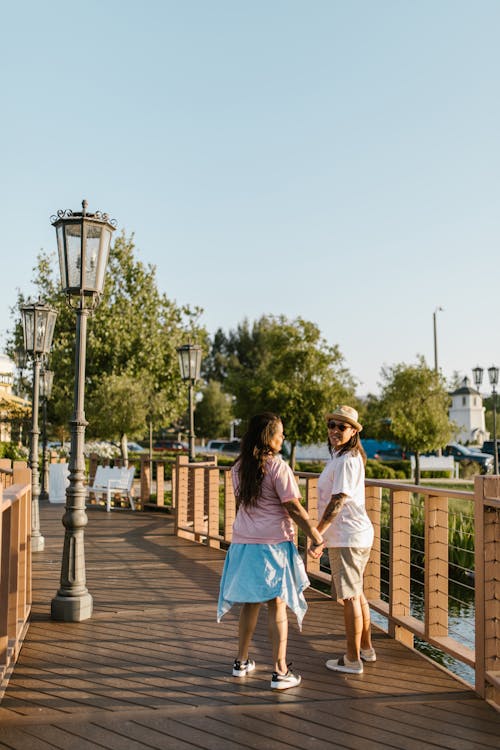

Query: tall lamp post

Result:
[433,306,444,372]
[20,300,57,552]
[50,200,116,622]
[39,367,54,502]
[177,344,202,462]
[14,346,28,446]
[472,365,499,474]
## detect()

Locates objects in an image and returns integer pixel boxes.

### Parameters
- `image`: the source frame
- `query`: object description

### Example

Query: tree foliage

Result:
[378,357,454,483]
[195,380,234,440]
[206,315,356,467]
[8,233,206,457]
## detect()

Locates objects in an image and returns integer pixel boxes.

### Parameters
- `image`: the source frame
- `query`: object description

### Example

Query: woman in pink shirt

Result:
[217,412,324,690]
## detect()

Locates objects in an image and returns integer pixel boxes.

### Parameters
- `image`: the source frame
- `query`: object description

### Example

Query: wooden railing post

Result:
[474,476,500,707]
[223,470,235,542]
[174,455,190,538]
[191,465,206,542]
[0,484,9,672]
[140,455,151,505]
[304,476,320,578]
[425,494,449,639]
[156,462,165,507]
[365,484,382,602]
[389,490,413,647]
[206,458,220,548]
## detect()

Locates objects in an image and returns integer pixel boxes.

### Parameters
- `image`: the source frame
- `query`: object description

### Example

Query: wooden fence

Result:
[172,455,500,709]
[0,459,31,697]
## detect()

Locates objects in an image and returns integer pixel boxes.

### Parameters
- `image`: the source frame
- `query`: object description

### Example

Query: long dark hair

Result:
[235,412,282,508]
[329,430,367,465]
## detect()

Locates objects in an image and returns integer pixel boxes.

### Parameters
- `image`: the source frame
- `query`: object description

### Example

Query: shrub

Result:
[365,460,399,479]
[0,442,28,461]
[294,460,326,474]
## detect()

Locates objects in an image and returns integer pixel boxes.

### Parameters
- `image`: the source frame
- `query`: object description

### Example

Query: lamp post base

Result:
[31,534,45,553]
[51,592,93,622]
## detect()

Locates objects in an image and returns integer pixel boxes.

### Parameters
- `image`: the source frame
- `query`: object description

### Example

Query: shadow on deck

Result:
[0,504,498,749]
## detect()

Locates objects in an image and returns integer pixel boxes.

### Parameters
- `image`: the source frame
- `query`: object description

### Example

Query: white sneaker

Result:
[325,655,363,674]
[232,658,256,677]
[270,669,302,690]
[360,647,377,662]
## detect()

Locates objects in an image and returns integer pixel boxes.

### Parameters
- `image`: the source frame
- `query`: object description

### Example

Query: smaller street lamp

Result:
[177,344,202,462]
[39,367,54,502]
[472,365,500,474]
[20,299,57,552]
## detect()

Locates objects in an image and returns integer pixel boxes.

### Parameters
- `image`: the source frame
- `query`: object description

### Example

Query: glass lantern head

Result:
[488,365,499,389]
[52,200,116,299]
[177,344,202,382]
[21,299,57,356]
[41,369,54,399]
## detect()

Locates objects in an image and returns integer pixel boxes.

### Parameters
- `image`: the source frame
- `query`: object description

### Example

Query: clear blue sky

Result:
[1,0,499,395]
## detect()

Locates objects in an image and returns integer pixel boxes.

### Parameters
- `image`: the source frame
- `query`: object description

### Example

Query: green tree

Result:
[210,315,355,468]
[195,380,233,440]
[8,233,206,460]
[378,357,454,483]
[85,373,150,464]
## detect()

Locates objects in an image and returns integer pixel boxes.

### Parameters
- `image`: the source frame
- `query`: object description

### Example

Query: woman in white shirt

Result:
[308,405,376,675]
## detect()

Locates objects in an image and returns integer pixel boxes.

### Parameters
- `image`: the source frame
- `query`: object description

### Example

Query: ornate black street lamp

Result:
[20,300,57,552]
[50,200,116,622]
[472,365,500,474]
[39,367,54,502]
[177,344,202,462]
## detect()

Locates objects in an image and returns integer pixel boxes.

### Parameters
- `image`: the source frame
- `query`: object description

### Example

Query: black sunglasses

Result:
[327,420,351,432]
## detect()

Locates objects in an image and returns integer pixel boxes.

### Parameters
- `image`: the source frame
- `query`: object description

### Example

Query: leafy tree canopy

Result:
[206,315,356,466]
[195,380,234,440]
[8,232,206,454]
[377,356,455,481]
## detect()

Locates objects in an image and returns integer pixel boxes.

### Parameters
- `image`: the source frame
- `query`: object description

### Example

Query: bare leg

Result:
[267,598,288,673]
[238,603,261,661]
[359,592,373,651]
[343,596,363,661]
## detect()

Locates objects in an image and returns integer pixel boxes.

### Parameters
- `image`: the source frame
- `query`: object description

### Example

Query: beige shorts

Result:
[328,547,371,600]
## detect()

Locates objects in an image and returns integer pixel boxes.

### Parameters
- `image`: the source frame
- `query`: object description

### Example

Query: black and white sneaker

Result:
[232,658,256,677]
[270,669,302,690]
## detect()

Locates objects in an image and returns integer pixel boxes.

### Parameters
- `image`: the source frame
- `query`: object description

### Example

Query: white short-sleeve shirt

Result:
[317,451,374,548]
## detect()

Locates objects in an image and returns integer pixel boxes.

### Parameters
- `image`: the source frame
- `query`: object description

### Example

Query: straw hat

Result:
[325,405,362,432]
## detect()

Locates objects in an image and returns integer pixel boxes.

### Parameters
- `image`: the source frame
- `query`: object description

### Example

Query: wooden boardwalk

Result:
[0,503,498,750]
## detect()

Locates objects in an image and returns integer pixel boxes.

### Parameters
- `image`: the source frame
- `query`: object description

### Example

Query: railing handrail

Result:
[0,461,32,700]
[173,457,500,709]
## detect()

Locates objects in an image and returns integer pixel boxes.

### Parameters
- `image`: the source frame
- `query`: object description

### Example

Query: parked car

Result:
[205,440,227,453]
[480,440,500,460]
[218,440,241,455]
[153,439,187,452]
[374,447,410,461]
[441,442,493,474]
[126,442,147,453]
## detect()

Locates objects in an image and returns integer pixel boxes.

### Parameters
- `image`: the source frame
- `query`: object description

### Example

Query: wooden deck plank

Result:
[0,503,497,750]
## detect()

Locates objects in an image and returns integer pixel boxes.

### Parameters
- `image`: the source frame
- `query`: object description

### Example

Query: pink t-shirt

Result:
[231,455,300,544]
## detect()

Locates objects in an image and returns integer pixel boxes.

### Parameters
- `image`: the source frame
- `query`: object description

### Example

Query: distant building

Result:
[0,353,30,442]
[448,377,487,445]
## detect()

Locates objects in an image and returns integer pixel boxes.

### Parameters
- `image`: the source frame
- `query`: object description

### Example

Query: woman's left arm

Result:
[283,498,324,548]
[317,492,347,535]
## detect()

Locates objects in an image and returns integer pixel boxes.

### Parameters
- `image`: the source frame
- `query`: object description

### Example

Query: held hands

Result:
[307,539,324,559]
